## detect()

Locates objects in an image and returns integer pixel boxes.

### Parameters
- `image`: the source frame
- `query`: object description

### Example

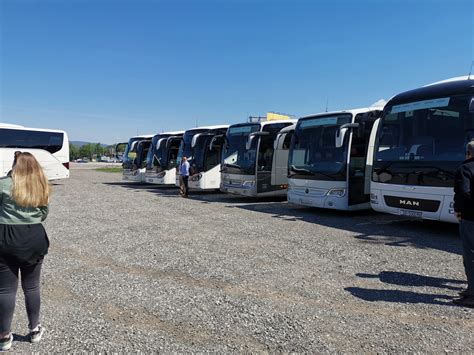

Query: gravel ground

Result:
[8,165,474,352]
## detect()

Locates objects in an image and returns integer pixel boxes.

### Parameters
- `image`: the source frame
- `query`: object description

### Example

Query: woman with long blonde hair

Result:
[0,152,50,351]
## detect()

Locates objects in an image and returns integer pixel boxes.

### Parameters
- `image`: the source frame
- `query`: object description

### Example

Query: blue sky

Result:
[0,0,472,143]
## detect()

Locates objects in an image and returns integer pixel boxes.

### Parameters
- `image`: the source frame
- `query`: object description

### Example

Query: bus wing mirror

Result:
[246,135,255,150]
[209,134,224,151]
[469,97,474,113]
[274,133,282,150]
[246,131,269,150]
[191,134,202,149]
[166,136,182,149]
[335,123,359,148]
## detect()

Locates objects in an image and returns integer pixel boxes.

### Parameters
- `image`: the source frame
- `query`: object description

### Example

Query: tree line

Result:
[69,143,116,161]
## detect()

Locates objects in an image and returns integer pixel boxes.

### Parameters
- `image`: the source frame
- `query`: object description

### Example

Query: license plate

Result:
[300,198,313,206]
[399,209,422,218]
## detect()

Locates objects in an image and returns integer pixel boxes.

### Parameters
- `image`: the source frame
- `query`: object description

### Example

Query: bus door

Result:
[348,112,379,206]
[206,135,225,171]
[137,141,151,169]
[166,138,181,171]
[272,130,294,186]
[256,134,275,193]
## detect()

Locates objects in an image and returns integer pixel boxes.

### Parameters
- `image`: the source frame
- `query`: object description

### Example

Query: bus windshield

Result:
[123,138,141,165]
[373,94,474,186]
[176,129,207,164]
[147,135,170,171]
[289,114,351,180]
[146,136,160,168]
[223,124,260,175]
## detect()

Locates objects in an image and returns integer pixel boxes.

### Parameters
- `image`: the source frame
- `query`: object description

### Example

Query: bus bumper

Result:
[370,182,458,223]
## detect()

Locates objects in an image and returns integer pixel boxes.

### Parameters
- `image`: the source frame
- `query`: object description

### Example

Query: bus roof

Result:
[229,119,297,129]
[152,131,184,138]
[129,134,154,139]
[388,77,474,106]
[300,107,381,120]
[162,130,184,135]
[183,125,229,133]
[0,123,67,134]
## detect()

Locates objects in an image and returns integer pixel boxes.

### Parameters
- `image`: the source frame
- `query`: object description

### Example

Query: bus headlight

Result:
[242,180,255,188]
[191,173,203,182]
[327,188,346,197]
[157,171,166,178]
[449,201,454,214]
[370,193,378,204]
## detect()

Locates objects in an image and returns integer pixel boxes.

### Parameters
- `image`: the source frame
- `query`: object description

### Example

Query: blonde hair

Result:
[11,152,50,207]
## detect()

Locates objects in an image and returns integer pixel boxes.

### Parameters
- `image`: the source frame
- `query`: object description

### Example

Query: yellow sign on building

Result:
[266,112,290,121]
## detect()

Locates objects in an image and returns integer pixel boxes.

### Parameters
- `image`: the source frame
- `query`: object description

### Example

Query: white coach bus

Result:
[175,125,229,189]
[220,119,296,197]
[370,76,474,223]
[0,123,70,180]
[120,135,153,182]
[287,108,382,210]
[144,131,184,185]
[188,125,229,190]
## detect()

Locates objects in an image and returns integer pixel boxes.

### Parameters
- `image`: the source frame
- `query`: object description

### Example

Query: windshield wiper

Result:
[411,165,455,178]
[289,165,337,180]
[290,165,312,174]
[224,163,242,169]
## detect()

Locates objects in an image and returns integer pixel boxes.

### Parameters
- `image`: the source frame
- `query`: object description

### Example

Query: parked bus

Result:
[121,135,153,182]
[144,131,184,185]
[370,76,474,223]
[175,125,229,189]
[0,123,69,180]
[220,119,296,197]
[188,126,229,190]
[287,108,382,210]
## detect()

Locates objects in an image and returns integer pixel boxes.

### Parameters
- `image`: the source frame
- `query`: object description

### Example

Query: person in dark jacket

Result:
[0,152,50,351]
[453,141,474,307]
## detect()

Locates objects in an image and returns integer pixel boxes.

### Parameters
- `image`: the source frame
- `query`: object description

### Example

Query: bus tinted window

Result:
[0,129,64,154]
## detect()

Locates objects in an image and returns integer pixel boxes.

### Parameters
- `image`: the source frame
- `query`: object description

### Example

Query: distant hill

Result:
[70,141,110,147]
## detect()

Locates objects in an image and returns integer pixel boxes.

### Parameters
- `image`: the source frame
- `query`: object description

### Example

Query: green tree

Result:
[79,143,94,160]
[69,143,79,160]
[94,143,103,157]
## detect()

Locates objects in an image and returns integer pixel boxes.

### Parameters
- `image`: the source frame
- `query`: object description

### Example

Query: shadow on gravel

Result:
[356,271,466,291]
[225,202,461,255]
[103,182,179,195]
[104,180,461,255]
[345,287,455,306]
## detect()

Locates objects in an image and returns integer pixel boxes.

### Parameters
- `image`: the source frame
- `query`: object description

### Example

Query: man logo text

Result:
[399,200,420,207]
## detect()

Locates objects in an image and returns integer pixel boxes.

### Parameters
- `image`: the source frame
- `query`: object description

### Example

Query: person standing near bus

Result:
[179,156,190,197]
[453,141,474,308]
[0,152,50,351]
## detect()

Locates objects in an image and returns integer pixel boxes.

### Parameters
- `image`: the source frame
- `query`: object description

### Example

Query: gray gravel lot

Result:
[9,164,474,352]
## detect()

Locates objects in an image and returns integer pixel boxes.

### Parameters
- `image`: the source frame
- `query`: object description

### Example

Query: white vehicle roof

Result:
[152,131,184,138]
[129,134,154,139]
[162,130,184,135]
[424,75,472,87]
[229,119,297,128]
[183,125,229,132]
[260,119,297,127]
[0,123,67,134]
[300,107,382,120]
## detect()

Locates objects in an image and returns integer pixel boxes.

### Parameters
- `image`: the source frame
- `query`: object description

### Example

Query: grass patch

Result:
[95,167,123,173]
